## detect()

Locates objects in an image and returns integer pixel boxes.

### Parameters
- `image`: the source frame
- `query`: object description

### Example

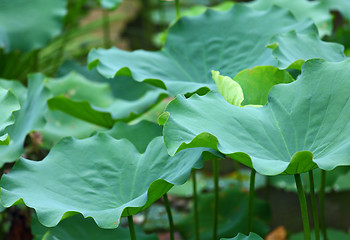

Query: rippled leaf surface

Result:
[0,133,216,228]
[162,60,350,175]
[88,4,315,95]
[221,232,263,240]
[0,0,67,52]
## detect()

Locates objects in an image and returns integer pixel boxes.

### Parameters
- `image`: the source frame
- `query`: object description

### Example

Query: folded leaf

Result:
[162,59,350,175]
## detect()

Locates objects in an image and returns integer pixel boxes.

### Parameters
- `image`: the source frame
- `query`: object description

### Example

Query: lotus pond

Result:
[0,0,350,239]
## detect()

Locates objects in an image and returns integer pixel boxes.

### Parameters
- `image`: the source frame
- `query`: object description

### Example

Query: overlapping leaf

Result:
[0,133,218,228]
[88,4,317,95]
[0,87,20,145]
[0,74,50,165]
[248,0,333,37]
[47,72,167,128]
[161,60,350,175]
[0,0,67,52]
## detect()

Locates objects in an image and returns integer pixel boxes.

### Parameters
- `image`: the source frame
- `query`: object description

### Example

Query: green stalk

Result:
[192,169,199,240]
[320,170,328,240]
[102,10,111,48]
[128,216,136,240]
[309,170,320,240]
[247,169,256,234]
[175,0,180,20]
[294,174,311,240]
[212,158,219,240]
[163,193,175,240]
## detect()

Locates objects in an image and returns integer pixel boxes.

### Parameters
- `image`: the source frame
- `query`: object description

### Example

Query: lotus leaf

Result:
[100,0,122,10]
[0,133,217,228]
[0,0,67,52]
[268,31,345,69]
[0,74,50,165]
[47,72,167,128]
[32,215,158,240]
[0,87,20,144]
[88,4,317,95]
[221,233,263,240]
[161,60,350,175]
[248,0,332,37]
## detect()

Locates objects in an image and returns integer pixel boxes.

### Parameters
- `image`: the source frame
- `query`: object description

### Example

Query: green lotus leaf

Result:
[88,4,316,95]
[100,0,122,10]
[221,232,263,240]
[0,0,67,52]
[0,87,20,142]
[32,215,158,240]
[0,74,50,165]
[47,72,167,128]
[267,31,345,70]
[58,61,156,100]
[104,121,162,153]
[319,0,350,22]
[0,79,27,105]
[248,0,332,37]
[0,133,217,228]
[162,59,350,175]
[176,187,269,239]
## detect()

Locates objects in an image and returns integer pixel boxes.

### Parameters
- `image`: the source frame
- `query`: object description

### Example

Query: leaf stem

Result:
[247,169,256,234]
[192,169,199,240]
[294,174,311,240]
[212,158,219,240]
[128,216,136,240]
[320,170,328,240]
[175,0,180,20]
[102,10,111,48]
[164,193,175,240]
[309,170,320,240]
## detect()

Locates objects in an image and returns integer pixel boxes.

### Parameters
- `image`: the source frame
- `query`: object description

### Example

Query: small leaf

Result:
[212,70,244,106]
[100,0,122,10]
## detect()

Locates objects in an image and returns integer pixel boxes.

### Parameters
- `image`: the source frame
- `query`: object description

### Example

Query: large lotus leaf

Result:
[176,187,270,239]
[221,233,263,240]
[248,0,332,37]
[161,59,350,175]
[0,87,20,143]
[0,133,217,229]
[88,4,316,95]
[104,121,162,153]
[0,74,50,165]
[0,0,67,52]
[32,215,158,240]
[268,31,345,70]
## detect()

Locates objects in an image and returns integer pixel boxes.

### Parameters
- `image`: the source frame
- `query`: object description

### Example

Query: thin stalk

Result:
[247,169,256,234]
[163,193,175,240]
[212,158,219,240]
[128,216,136,240]
[102,10,111,48]
[309,170,320,240]
[192,169,199,240]
[320,170,328,240]
[294,174,311,240]
[175,0,180,20]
